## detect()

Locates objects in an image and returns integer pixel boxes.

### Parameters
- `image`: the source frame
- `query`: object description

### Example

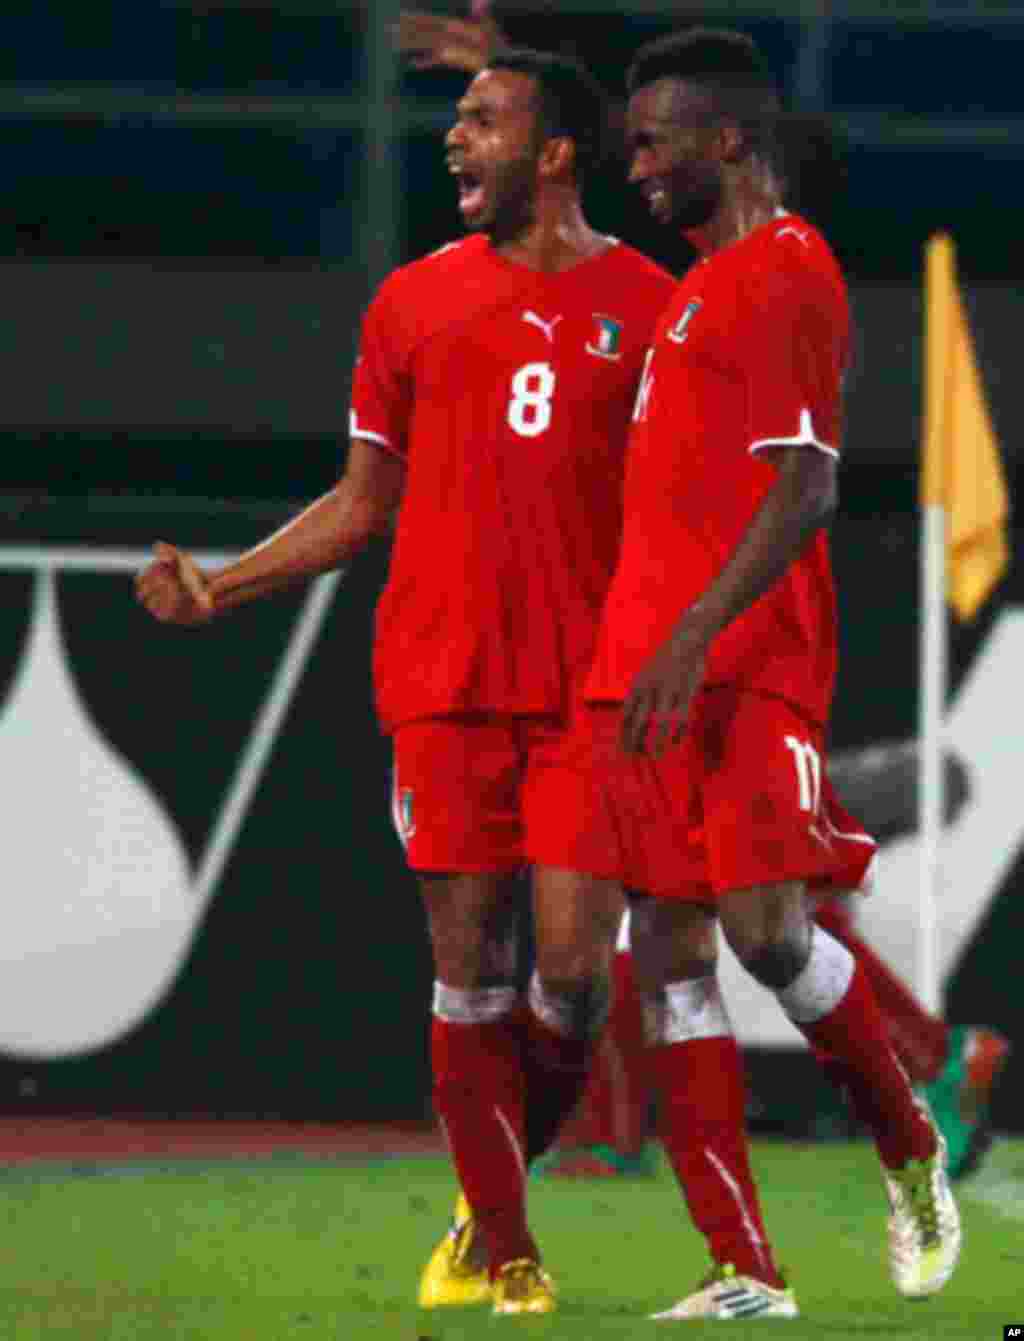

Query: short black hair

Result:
[487,45,608,183]
[627,28,780,160]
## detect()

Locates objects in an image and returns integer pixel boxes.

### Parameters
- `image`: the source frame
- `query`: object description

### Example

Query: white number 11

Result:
[785,736,822,814]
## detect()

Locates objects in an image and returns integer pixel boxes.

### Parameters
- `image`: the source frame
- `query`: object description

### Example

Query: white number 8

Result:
[507,361,556,438]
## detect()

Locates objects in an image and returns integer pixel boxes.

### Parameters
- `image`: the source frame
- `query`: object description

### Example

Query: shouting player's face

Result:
[446,69,544,240]
[626,79,724,231]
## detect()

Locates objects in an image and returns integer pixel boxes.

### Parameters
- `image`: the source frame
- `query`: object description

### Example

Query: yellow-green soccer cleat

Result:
[492,1258,557,1316]
[884,1119,962,1299]
[417,1192,491,1309]
[649,1262,799,1321]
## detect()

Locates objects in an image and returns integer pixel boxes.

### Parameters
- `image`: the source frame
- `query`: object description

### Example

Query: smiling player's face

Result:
[626,78,724,231]
[445,69,544,241]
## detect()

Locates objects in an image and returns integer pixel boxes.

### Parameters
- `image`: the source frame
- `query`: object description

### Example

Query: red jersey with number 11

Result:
[586,215,849,725]
[350,235,675,732]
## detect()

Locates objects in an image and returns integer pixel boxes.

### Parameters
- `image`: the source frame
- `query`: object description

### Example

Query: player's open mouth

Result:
[455,171,486,217]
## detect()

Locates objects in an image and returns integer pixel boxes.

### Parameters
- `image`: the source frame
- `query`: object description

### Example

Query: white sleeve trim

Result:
[348,409,391,448]
[749,408,838,459]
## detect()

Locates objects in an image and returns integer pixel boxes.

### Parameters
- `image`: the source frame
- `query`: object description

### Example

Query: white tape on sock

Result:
[647,975,733,1046]
[775,926,855,1024]
[432,981,518,1024]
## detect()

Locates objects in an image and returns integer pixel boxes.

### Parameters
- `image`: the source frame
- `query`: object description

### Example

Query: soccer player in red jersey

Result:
[577,28,962,1316]
[136,48,675,1315]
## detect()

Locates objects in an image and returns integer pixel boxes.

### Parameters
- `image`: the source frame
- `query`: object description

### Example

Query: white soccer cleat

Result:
[649,1262,799,1321]
[884,1118,962,1299]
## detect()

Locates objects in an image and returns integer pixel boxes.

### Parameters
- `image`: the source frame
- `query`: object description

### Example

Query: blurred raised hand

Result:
[394,8,501,74]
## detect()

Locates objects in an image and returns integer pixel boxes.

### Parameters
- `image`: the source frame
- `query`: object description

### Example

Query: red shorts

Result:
[390,714,600,874]
[580,691,877,901]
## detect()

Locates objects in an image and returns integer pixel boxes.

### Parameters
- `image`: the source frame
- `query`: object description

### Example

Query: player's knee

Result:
[727,925,811,991]
[533,929,613,999]
[720,883,812,989]
[529,970,611,1041]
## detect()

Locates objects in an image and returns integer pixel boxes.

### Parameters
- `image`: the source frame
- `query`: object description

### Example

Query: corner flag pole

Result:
[918,236,952,1016]
[919,232,1010,1015]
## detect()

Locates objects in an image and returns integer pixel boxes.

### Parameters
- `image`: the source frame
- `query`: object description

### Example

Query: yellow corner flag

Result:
[922,233,1010,620]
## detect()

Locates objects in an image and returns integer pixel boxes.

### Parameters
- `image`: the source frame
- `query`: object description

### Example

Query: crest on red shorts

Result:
[398,787,416,841]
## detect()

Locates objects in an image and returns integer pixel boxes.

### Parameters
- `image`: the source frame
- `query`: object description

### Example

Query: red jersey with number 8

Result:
[350,235,675,732]
[585,215,849,726]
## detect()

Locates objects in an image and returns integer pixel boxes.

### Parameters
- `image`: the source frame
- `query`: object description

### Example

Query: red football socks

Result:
[814,899,949,1084]
[519,1003,592,1165]
[604,950,651,1156]
[551,950,649,1157]
[431,1014,538,1274]
[796,960,936,1169]
[652,1036,784,1289]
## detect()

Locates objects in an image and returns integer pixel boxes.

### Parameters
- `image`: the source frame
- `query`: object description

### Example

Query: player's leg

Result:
[460,861,621,1318]
[542,908,653,1176]
[425,862,614,1319]
[718,878,959,1297]
[519,715,624,1173]
[704,692,959,1298]
[417,876,526,1307]
[603,915,655,1166]
[394,718,540,1305]
[822,751,1011,1177]
[581,702,793,1318]
[813,787,1011,1181]
[811,782,952,1086]
[813,895,949,1082]
[525,863,623,1166]
[707,696,936,1171]
[719,878,937,1169]
[535,1026,618,1175]
[629,892,792,1315]
[813,894,1010,1180]
[422,871,544,1284]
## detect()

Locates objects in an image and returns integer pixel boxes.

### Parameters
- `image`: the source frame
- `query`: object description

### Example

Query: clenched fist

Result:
[135,542,214,626]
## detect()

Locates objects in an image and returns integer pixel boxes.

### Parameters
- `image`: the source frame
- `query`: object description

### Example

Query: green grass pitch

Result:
[0,1140,1020,1339]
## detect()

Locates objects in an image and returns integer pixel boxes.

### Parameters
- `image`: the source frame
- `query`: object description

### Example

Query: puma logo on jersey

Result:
[776,225,811,247]
[667,299,703,345]
[522,311,563,343]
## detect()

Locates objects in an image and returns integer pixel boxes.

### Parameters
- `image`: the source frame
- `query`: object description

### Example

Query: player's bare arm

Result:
[621,445,836,756]
[135,438,405,626]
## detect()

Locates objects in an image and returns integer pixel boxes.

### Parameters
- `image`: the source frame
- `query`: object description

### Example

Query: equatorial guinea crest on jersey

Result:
[586,314,624,362]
